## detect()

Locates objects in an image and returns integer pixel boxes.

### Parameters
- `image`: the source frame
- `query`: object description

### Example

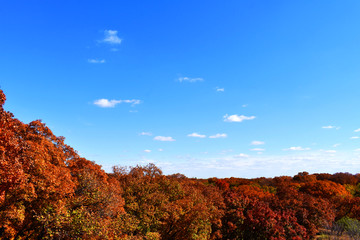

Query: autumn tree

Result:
[66,157,125,239]
[221,190,307,240]
[112,164,224,240]
[0,89,76,239]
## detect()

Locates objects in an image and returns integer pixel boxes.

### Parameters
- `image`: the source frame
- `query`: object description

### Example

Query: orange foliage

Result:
[1,89,360,239]
[299,180,351,199]
[235,184,274,199]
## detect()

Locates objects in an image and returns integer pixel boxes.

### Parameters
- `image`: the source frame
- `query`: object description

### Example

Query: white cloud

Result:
[355,128,360,132]
[154,136,175,142]
[354,148,360,152]
[158,149,164,152]
[144,149,151,153]
[94,98,141,108]
[324,150,336,153]
[351,136,360,139]
[94,99,120,108]
[284,146,311,151]
[139,132,152,136]
[322,125,340,129]
[132,149,360,179]
[220,149,233,154]
[122,99,141,105]
[242,104,248,108]
[188,133,206,138]
[224,114,256,122]
[103,30,122,44]
[178,77,203,83]
[251,141,265,145]
[216,87,224,92]
[333,143,341,148]
[88,59,105,64]
[251,148,265,151]
[209,133,227,139]
[233,153,249,158]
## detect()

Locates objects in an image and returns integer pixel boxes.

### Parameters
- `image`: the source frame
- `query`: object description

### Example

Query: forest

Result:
[1,88,360,240]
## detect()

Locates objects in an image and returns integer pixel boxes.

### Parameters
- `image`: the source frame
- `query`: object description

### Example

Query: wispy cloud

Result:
[103,30,122,44]
[209,133,227,139]
[178,77,203,83]
[154,136,175,142]
[145,150,360,179]
[351,136,360,139]
[144,149,151,153]
[323,150,336,153]
[333,143,341,148]
[284,146,311,151]
[355,128,360,132]
[188,133,206,138]
[94,98,141,108]
[88,59,105,64]
[251,141,265,145]
[251,148,265,151]
[322,125,340,130]
[139,132,152,136]
[220,149,233,154]
[216,87,224,92]
[224,114,256,122]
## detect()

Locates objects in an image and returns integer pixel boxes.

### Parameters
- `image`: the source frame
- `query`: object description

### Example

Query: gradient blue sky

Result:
[2,1,360,178]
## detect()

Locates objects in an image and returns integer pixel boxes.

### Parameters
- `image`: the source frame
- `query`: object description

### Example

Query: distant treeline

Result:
[1,89,360,240]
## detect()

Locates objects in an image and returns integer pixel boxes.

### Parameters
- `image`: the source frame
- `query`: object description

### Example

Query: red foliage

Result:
[299,180,351,199]
[1,89,360,239]
[221,190,307,239]
[273,182,336,238]
[330,172,358,185]
[214,179,230,191]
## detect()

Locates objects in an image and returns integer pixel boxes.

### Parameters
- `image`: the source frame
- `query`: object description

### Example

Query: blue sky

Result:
[2,1,360,178]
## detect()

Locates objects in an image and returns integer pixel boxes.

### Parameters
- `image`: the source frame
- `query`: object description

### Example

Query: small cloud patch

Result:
[188,133,206,138]
[233,153,249,158]
[284,146,310,151]
[139,132,152,136]
[251,141,265,145]
[224,114,256,122]
[94,99,141,108]
[178,77,204,83]
[103,30,122,44]
[251,148,265,152]
[88,59,105,64]
[154,136,175,142]
[322,125,340,130]
[209,133,227,139]
[216,87,224,92]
